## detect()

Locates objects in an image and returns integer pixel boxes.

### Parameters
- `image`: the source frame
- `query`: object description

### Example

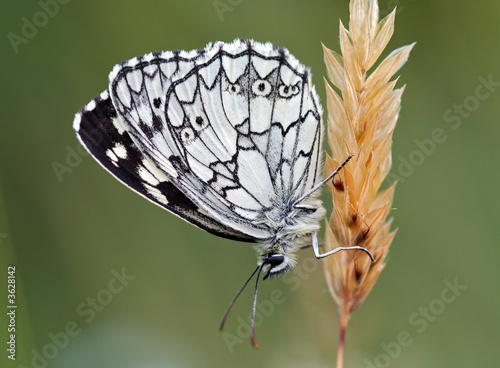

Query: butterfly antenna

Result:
[250,263,267,349]
[293,155,353,206]
[219,265,260,331]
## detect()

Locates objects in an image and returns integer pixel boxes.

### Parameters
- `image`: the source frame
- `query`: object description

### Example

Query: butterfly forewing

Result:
[75,39,322,241]
[74,91,255,242]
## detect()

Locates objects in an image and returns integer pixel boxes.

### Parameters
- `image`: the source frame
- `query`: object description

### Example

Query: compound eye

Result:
[263,254,287,280]
[266,254,285,267]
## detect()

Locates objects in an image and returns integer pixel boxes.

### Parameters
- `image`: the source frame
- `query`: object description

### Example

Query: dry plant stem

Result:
[322,0,414,366]
[336,304,349,368]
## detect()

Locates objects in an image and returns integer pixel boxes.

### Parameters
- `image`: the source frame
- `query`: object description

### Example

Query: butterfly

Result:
[73,39,373,347]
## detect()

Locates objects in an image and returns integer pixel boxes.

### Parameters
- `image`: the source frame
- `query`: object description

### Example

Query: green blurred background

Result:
[1,1,499,367]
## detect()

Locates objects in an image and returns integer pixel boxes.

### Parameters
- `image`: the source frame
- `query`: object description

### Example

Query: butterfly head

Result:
[261,252,294,280]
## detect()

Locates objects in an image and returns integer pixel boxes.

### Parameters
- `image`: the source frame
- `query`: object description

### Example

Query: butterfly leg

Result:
[299,242,323,250]
[311,232,375,262]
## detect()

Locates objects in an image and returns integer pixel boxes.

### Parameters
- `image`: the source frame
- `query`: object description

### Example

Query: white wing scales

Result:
[76,39,323,241]
[73,92,254,242]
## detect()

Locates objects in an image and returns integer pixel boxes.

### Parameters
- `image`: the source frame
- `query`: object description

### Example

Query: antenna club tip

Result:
[251,338,260,349]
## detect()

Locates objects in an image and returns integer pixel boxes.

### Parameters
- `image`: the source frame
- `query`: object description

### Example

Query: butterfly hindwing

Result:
[73,91,256,242]
[104,39,323,239]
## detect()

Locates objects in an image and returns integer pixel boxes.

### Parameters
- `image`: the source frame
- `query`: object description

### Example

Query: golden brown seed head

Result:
[323,0,414,315]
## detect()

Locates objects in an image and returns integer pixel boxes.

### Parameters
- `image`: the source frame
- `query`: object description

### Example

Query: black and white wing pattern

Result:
[74,39,323,241]
[74,91,254,241]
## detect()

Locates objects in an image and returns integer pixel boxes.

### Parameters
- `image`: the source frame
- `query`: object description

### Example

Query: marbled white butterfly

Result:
[73,39,372,347]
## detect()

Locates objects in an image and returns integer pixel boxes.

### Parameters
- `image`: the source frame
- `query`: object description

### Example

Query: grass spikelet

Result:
[321,1,414,366]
